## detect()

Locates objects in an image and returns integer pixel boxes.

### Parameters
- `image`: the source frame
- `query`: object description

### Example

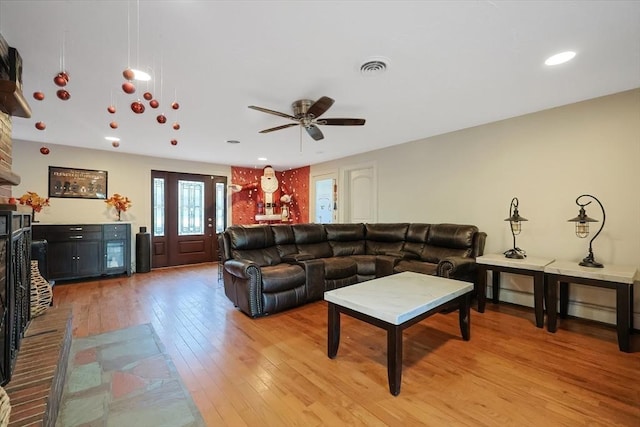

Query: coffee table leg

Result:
[459,293,471,341]
[328,303,340,358]
[387,326,402,396]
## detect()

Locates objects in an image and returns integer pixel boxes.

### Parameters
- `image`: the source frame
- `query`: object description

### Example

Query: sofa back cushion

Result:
[421,224,478,263]
[271,224,298,258]
[292,223,333,258]
[226,225,282,267]
[325,223,366,256]
[364,223,409,255]
[402,223,430,257]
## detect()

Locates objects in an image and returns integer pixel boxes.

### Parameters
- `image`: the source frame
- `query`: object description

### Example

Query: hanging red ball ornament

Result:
[56,89,70,100]
[143,92,153,101]
[131,101,145,114]
[171,102,180,110]
[53,71,69,87]
[149,99,159,108]
[170,139,178,146]
[122,68,135,81]
[40,146,50,155]
[156,114,167,124]
[112,141,120,148]
[122,82,136,94]
[33,91,45,101]
[172,122,180,130]
[109,121,118,129]
[107,105,116,114]
[35,121,46,130]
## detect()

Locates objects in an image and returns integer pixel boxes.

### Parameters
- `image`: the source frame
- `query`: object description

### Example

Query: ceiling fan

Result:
[248,96,365,141]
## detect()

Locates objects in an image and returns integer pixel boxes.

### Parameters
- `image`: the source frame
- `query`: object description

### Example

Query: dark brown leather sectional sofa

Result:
[219,223,486,318]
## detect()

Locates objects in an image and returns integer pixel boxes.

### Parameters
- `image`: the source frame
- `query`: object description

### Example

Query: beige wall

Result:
[312,89,640,325]
[12,141,231,268]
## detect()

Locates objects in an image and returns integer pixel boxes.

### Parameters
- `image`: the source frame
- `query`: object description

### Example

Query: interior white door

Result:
[311,172,338,223]
[344,163,377,223]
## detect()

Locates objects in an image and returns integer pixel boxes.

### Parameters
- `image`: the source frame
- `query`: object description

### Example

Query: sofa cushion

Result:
[323,257,358,280]
[365,223,409,255]
[227,225,282,266]
[402,223,430,257]
[293,224,333,258]
[349,254,377,276]
[427,224,478,249]
[394,259,438,276]
[272,224,298,258]
[261,264,306,293]
[325,223,366,256]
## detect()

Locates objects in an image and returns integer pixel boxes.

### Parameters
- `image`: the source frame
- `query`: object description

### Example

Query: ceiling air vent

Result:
[359,57,389,76]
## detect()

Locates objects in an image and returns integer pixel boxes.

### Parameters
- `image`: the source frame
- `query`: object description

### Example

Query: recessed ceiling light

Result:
[131,69,151,81]
[105,136,120,142]
[545,51,576,66]
[257,157,268,161]
[226,140,240,144]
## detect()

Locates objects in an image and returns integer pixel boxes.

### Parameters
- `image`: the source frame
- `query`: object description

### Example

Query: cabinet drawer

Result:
[104,224,129,239]
[33,225,102,242]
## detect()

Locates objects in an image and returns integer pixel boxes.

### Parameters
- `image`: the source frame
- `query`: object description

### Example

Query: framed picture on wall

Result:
[48,166,108,199]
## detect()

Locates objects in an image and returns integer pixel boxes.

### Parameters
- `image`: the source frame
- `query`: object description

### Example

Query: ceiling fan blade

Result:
[248,105,296,120]
[305,124,324,141]
[259,123,300,133]
[306,96,335,118]
[319,118,366,126]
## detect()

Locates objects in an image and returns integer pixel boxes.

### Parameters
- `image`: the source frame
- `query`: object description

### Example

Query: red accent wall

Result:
[231,165,309,225]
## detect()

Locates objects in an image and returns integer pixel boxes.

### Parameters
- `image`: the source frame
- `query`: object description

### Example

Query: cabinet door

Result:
[76,240,102,277]
[47,241,77,279]
[104,240,126,273]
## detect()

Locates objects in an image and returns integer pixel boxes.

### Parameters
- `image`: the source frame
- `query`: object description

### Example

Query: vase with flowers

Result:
[18,191,50,222]
[105,193,132,221]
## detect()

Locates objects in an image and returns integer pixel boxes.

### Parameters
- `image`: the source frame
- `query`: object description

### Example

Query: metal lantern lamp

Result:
[504,197,528,259]
[567,194,605,268]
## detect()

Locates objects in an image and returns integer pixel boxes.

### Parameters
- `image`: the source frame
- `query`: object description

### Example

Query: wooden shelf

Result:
[0,80,31,118]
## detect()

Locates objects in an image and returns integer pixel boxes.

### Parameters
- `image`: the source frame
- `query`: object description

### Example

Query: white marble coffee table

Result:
[324,271,473,395]
[544,260,638,352]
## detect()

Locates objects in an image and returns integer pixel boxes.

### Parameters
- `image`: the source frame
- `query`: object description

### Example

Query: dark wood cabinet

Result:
[33,223,131,282]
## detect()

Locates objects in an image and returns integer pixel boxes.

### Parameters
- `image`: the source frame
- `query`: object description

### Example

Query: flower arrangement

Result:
[105,193,132,220]
[18,191,50,213]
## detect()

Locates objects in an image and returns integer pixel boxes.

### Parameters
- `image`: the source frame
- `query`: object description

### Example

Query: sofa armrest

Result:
[436,256,478,283]
[224,258,260,278]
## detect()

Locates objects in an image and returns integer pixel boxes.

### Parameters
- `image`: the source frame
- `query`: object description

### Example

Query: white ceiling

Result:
[1,1,639,170]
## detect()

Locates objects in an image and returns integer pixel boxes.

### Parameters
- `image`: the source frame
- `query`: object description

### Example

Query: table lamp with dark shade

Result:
[567,194,605,268]
[504,197,528,259]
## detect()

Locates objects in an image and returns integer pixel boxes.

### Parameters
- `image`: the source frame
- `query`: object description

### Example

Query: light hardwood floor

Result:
[52,263,640,426]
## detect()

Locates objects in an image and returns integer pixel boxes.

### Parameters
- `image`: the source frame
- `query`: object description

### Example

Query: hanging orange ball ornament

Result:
[56,89,70,100]
[156,114,167,124]
[35,121,46,130]
[53,72,69,86]
[122,68,135,81]
[171,102,179,110]
[109,121,118,129]
[149,99,159,108]
[170,139,178,146]
[112,141,120,148]
[172,122,180,130]
[143,92,153,100]
[33,91,45,101]
[131,101,145,114]
[122,82,136,94]
[40,146,50,155]
[107,105,116,114]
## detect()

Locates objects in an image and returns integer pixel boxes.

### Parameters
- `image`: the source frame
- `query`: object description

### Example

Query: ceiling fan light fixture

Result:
[359,57,389,76]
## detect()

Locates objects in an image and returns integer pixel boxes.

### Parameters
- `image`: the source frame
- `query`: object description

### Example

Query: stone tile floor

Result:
[56,324,205,427]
